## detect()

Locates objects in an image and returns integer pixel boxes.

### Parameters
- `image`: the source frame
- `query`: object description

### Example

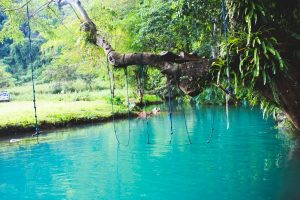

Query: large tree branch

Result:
[58,0,212,96]
[56,0,300,130]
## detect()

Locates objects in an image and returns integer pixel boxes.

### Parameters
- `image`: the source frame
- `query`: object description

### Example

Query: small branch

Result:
[1,0,32,12]
[69,4,81,21]
[30,0,55,18]
[2,0,56,19]
[47,6,73,34]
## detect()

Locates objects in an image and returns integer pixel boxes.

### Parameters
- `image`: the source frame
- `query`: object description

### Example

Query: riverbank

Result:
[0,100,118,136]
[0,82,163,137]
[0,99,162,137]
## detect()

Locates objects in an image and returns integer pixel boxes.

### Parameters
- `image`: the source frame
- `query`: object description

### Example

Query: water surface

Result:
[0,105,299,200]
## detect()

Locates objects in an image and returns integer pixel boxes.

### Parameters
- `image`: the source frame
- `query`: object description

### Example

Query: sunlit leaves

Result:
[0,66,15,88]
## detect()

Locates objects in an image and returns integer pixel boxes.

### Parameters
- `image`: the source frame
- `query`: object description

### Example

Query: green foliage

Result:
[5,38,49,81]
[213,31,286,94]
[145,68,166,96]
[50,80,91,94]
[0,66,14,88]
[211,0,300,119]
[0,100,127,134]
[120,0,220,54]
[1,0,298,126]
[260,97,279,120]
[0,0,221,103]
[143,94,162,104]
[194,85,224,105]
[0,7,24,43]
[42,64,78,82]
[105,95,123,105]
[122,0,175,51]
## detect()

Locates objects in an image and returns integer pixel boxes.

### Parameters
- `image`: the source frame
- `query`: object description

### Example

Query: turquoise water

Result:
[0,105,299,200]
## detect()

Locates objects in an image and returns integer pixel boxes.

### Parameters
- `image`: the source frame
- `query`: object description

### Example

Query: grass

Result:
[0,100,125,135]
[0,82,162,136]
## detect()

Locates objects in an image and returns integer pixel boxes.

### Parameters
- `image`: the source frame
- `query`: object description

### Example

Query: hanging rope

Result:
[141,65,150,144]
[225,93,230,129]
[222,0,230,84]
[221,0,232,129]
[176,68,192,144]
[106,57,120,145]
[124,67,131,146]
[181,101,192,144]
[168,84,174,144]
[26,0,39,139]
[140,54,150,144]
[207,107,215,144]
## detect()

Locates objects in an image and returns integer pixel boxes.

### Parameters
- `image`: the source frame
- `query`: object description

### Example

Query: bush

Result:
[52,83,63,94]
[90,78,109,90]
[105,95,123,105]
[73,93,91,101]
[194,85,224,105]
[51,80,88,94]
[143,94,162,104]
[0,67,15,88]
[67,79,87,92]
[42,64,78,83]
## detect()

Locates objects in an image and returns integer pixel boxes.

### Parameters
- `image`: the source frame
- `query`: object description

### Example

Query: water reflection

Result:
[277,136,300,199]
[0,105,297,200]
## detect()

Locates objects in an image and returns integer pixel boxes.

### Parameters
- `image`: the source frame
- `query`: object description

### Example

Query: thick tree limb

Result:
[24,0,300,129]
[58,0,212,96]
[51,0,300,130]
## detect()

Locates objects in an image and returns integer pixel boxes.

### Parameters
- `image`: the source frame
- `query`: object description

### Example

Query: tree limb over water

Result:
[54,0,300,130]
[56,0,212,96]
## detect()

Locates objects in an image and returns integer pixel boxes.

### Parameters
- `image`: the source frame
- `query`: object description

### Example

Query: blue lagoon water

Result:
[0,105,299,200]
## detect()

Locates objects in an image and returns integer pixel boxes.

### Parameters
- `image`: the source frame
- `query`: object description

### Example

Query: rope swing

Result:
[141,65,150,144]
[167,67,192,145]
[176,69,192,144]
[123,67,131,146]
[221,0,232,130]
[26,0,40,139]
[106,58,131,146]
[207,108,215,144]
[106,57,120,145]
[140,54,150,144]
[167,84,174,144]
[181,101,192,144]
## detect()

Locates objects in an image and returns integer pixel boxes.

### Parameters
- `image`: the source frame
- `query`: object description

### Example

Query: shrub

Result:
[71,79,88,92]
[51,83,63,94]
[73,93,91,101]
[0,67,15,88]
[105,95,123,105]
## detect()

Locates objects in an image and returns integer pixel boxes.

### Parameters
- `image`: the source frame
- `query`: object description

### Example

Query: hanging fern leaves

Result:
[211,0,296,121]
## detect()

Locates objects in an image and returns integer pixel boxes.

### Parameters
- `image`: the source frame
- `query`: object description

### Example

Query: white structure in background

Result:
[0,91,10,102]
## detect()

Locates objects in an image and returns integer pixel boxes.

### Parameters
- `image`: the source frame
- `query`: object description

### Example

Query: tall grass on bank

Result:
[0,101,125,133]
[0,82,162,135]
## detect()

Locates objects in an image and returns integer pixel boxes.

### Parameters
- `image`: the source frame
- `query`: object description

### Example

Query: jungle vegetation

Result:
[0,0,299,131]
